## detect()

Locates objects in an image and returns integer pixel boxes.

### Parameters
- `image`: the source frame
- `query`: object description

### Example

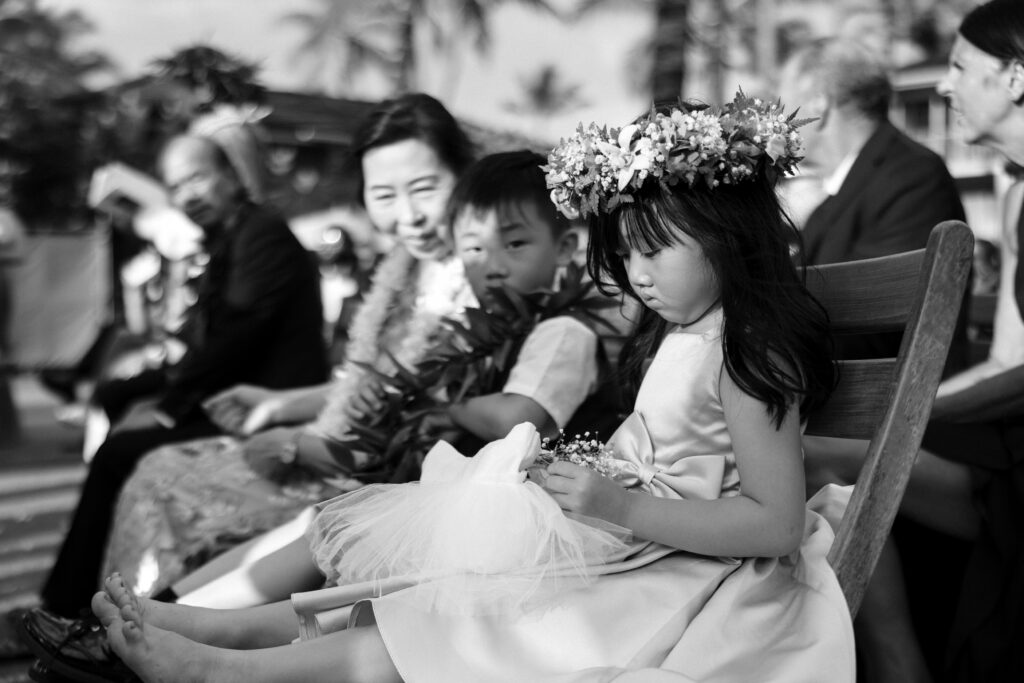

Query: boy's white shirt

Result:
[502,316,599,428]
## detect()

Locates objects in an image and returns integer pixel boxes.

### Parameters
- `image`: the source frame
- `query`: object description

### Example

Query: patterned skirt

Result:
[102,436,337,597]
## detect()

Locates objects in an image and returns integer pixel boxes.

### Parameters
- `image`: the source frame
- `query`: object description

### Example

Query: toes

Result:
[121,619,144,645]
[103,574,125,602]
[91,590,119,625]
[103,614,129,657]
[104,573,140,612]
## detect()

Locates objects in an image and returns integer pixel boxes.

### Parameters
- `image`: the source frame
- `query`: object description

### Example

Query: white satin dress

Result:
[299,313,855,682]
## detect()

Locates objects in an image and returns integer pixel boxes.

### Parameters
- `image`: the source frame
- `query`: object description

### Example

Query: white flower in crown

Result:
[544,89,814,218]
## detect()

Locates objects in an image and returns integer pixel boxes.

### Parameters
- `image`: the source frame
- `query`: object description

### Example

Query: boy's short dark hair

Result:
[446,150,571,237]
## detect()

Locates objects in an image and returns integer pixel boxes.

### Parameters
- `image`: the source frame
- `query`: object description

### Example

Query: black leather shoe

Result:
[29,659,78,682]
[14,608,139,683]
[0,607,33,660]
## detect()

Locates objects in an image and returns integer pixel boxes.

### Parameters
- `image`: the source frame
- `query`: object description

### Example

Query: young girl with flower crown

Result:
[90,93,855,683]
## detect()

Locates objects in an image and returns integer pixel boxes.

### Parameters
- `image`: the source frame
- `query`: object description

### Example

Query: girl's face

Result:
[937,35,1017,146]
[362,138,456,260]
[618,227,719,328]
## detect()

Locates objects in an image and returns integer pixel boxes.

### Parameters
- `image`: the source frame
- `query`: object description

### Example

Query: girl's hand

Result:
[241,426,301,482]
[542,461,630,527]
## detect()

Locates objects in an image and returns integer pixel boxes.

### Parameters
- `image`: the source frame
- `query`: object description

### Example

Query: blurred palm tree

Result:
[573,0,692,103]
[574,0,801,105]
[283,0,558,97]
[283,0,393,96]
[151,45,267,112]
[504,64,586,116]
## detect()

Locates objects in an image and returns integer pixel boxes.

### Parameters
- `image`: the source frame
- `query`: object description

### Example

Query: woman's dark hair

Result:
[960,0,1024,63]
[348,93,476,204]
[445,150,571,237]
[587,160,836,428]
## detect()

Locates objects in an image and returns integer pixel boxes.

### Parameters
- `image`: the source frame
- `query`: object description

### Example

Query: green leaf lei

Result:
[327,262,625,483]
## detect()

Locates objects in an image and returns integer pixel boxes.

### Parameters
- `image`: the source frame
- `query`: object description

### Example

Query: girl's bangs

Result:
[617,200,686,252]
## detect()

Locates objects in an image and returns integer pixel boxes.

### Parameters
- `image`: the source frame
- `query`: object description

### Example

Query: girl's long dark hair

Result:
[587,169,836,428]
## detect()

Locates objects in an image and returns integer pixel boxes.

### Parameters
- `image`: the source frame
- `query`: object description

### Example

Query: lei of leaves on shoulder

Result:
[325,262,625,484]
[310,245,467,470]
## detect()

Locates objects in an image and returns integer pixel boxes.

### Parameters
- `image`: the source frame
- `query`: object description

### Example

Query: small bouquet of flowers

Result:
[535,431,621,478]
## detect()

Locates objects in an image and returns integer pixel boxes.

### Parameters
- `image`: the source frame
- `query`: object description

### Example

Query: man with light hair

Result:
[779,37,967,362]
[37,134,329,620]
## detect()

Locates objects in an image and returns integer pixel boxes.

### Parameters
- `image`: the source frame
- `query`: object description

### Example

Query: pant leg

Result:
[91,368,167,423]
[40,417,219,617]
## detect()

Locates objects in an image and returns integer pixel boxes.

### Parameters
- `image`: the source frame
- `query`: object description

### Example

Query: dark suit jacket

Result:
[156,202,329,423]
[801,120,968,365]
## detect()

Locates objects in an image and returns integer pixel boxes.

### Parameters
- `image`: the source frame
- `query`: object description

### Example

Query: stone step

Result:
[0,466,84,498]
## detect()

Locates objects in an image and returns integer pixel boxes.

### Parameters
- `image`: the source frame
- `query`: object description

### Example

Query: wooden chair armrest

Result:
[930,364,1024,423]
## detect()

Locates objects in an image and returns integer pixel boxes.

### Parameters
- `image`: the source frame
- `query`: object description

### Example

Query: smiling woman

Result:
[362,139,456,259]
[16,94,480,622]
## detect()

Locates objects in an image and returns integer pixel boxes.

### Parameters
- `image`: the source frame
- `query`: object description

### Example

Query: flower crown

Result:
[544,90,813,218]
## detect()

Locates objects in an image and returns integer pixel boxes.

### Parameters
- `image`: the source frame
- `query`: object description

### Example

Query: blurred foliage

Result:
[0,22,274,231]
[283,0,559,96]
[330,263,624,483]
[0,0,113,228]
[151,45,267,112]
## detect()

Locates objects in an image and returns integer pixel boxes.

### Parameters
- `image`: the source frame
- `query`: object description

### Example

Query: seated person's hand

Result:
[416,409,462,444]
[344,380,387,421]
[241,426,302,482]
[204,384,282,435]
[525,464,550,488]
[105,348,153,381]
[111,399,167,434]
[542,460,629,525]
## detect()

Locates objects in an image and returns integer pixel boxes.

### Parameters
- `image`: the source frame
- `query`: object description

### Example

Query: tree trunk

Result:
[754,0,776,80]
[651,0,690,104]
[395,7,416,93]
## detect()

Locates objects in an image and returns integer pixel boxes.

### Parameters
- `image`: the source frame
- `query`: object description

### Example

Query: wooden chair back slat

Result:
[804,359,897,439]
[802,221,974,616]
[804,249,926,334]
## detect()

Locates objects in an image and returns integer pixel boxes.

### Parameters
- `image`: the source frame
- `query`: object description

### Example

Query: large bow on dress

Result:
[608,412,726,501]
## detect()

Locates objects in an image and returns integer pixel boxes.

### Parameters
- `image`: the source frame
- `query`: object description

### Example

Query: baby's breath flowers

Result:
[544,89,813,218]
[536,431,621,478]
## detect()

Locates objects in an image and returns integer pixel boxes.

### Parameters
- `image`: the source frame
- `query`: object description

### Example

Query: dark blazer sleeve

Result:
[156,210,310,422]
[849,151,966,261]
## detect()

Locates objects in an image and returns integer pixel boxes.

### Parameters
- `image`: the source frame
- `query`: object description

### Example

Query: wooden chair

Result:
[802,220,974,616]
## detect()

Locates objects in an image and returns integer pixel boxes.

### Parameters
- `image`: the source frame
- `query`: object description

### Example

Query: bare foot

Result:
[93,574,178,636]
[102,600,236,683]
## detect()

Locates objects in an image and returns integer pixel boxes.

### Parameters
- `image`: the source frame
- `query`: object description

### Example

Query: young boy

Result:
[443,150,602,442]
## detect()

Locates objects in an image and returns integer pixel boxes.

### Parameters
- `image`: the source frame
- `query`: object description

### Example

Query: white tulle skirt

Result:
[307,423,631,616]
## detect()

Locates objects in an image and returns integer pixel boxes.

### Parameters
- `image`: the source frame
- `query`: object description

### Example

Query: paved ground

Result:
[0,373,85,682]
